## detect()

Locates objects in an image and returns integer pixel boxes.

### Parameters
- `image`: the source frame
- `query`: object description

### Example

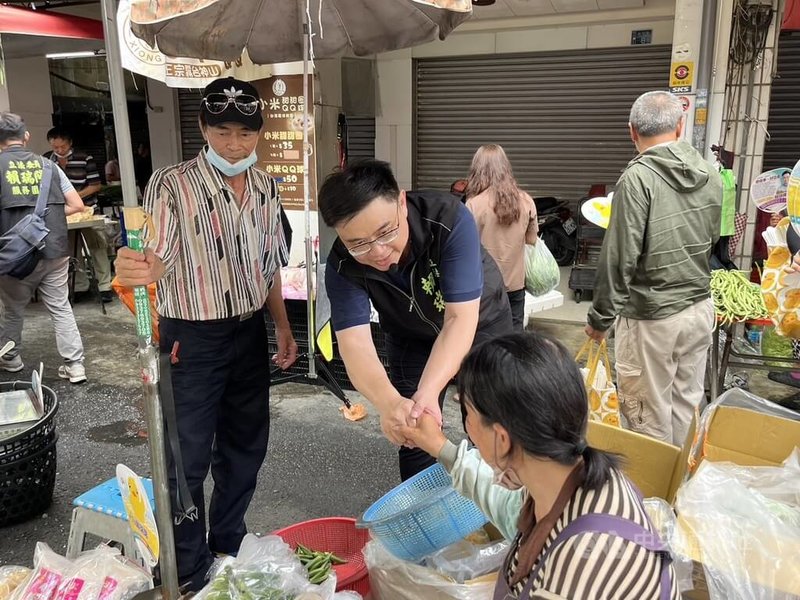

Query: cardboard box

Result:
[587,419,693,503]
[677,406,800,599]
[699,405,800,467]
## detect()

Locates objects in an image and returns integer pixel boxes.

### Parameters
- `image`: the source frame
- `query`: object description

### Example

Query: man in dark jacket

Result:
[0,112,88,383]
[586,91,722,446]
[321,159,512,480]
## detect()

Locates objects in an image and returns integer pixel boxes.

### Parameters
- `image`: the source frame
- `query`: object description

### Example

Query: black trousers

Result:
[158,310,270,591]
[385,318,513,481]
[507,289,526,331]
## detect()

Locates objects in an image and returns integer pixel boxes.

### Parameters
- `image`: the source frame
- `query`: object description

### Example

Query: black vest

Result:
[328,190,512,342]
[0,146,69,259]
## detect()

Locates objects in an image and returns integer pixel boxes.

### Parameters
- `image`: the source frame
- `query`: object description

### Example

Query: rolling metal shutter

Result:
[763,32,800,171]
[346,116,376,162]
[177,88,205,161]
[414,45,672,204]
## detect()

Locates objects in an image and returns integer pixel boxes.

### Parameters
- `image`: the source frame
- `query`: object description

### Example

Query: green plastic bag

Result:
[524,241,560,297]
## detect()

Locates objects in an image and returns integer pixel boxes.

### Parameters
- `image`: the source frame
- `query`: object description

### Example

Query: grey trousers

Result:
[0,257,85,364]
[73,228,112,292]
[614,298,715,446]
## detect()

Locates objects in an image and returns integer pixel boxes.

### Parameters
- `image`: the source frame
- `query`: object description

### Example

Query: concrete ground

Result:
[1,298,798,567]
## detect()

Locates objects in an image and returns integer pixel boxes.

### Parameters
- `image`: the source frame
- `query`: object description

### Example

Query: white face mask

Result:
[206,145,257,177]
[491,432,523,491]
[53,151,71,160]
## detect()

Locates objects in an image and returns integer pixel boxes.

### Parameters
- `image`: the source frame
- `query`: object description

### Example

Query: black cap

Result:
[200,77,263,131]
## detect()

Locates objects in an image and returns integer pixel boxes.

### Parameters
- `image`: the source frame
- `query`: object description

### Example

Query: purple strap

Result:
[496,513,672,600]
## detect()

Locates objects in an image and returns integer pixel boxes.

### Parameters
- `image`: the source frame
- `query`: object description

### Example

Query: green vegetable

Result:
[711,269,769,325]
[205,566,295,600]
[294,544,347,585]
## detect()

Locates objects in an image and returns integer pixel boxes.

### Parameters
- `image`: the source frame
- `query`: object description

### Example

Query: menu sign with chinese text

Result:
[254,75,316,211]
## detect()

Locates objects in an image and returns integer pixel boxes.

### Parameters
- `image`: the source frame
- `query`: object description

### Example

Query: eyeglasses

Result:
[347,206,402,257]
[202,93,260,116]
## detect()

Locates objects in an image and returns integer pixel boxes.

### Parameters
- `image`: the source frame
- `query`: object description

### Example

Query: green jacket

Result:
[588,141,722,331]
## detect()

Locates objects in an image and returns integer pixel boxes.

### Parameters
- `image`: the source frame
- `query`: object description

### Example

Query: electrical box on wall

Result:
[631,29,653,45]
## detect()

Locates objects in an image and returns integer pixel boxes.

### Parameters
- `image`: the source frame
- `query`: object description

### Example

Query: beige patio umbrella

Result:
[110,1,473,598]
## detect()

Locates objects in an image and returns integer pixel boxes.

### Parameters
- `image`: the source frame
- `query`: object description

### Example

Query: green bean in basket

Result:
[710,269,769,325]
[295,544,348,584]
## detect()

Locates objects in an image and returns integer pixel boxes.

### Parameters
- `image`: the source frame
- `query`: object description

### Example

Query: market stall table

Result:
[67,217,107,315]
[709,317,800,400]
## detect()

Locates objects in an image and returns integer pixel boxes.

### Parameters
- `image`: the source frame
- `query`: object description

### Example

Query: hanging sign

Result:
[253,75,316,211]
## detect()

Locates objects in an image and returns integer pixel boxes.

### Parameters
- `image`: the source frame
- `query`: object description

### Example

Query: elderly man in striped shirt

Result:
[115,77,297,590]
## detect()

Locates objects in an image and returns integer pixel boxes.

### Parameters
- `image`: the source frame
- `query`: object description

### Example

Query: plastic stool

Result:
[66,477,156,566]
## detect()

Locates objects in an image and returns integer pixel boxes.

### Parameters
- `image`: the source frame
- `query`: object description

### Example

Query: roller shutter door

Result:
[414,45,672,204]
[177,88,205,161]
[763,32,800,171]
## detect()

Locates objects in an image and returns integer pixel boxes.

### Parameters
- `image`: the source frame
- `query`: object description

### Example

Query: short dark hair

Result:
[457,332,619,492]
[46,127,72,142]
[318,159,400,227]
[0,112,27,144]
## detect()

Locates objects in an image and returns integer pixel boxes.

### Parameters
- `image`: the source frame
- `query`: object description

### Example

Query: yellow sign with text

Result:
[670,61,694,91]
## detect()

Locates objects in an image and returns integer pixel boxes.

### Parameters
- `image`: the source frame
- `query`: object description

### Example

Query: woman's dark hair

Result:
[457,332,619,491]
[318,159,400,227]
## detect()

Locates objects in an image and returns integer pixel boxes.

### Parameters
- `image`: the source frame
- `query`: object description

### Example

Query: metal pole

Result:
[302,11,317,378]
[100,2,179,597]
[692,0,718,152]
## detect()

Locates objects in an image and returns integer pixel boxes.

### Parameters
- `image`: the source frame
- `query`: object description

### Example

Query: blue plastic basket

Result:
[357,463,487,562]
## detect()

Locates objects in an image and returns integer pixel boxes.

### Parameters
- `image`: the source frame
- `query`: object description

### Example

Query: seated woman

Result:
[397,332,679,600]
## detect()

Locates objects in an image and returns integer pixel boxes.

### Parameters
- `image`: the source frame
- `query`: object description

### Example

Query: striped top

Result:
[506,469,680,599]
[143,150,287,321]
[44,149,101,202]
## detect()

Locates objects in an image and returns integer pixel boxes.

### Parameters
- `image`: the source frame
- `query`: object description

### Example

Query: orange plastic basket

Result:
[273,517,371,596]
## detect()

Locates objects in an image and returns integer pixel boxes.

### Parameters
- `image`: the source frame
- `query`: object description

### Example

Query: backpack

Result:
[0,159,54,279]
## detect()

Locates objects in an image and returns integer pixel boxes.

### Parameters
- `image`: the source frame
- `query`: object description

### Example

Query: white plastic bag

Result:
[365,540,497,600]
[524,241,559,297]
[424,539,509,584]
[196,534,357,600]
[10,543,74,600]
[674,454,800,599]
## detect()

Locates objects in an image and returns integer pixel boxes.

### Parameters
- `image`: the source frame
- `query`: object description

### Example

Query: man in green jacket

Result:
[586,90,722,446]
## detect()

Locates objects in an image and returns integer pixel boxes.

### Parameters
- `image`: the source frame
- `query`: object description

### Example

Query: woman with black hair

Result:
[398,331,679,600]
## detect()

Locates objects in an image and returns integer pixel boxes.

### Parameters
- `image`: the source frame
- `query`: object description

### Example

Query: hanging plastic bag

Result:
[575,339,621,427]
[524,241,560,297]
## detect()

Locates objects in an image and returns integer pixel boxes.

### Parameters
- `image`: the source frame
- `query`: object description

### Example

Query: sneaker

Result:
[58,362,87,384]
[0,354,24,373]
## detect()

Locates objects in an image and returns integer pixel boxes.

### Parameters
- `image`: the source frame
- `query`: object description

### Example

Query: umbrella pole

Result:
[302,15,316,377]
[100,1,180,597]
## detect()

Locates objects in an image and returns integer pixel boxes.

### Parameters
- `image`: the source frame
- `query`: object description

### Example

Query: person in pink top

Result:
[465,144,538,330]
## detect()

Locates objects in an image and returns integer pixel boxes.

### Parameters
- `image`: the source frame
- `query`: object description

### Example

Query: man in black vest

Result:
[0,112,88,383]
[321,159,512,480]
[45,128,113,303]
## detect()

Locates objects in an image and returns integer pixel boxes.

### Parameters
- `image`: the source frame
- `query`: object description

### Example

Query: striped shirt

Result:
[507,469,680,599]
[143,149,287,321]
[45,149,101,202]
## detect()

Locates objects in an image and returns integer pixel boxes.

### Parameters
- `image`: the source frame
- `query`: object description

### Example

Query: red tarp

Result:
[0,5,104,39]
[783,0,800,31]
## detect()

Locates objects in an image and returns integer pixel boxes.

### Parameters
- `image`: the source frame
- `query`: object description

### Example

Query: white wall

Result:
[4,57,54,154]
[145,79,181,169]
[375,0,676,189]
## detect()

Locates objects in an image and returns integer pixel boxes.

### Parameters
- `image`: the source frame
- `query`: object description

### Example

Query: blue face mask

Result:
[206,146,257,177]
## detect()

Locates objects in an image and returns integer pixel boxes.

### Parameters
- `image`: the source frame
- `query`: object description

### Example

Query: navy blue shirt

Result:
[326,203,483,331]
